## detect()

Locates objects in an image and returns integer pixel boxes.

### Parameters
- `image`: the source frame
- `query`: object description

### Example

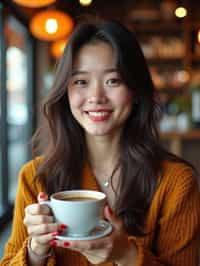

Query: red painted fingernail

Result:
[40,192,46,199]
[60,224,67,229]
[63,241,70,247]
[49,240,57,246]
[52,231,59,237]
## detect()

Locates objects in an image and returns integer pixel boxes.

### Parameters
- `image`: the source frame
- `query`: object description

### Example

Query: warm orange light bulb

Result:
[51,39,68,58]
[45,18,58,34]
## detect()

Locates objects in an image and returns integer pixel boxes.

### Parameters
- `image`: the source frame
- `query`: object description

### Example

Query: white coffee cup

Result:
[40,190,106,237]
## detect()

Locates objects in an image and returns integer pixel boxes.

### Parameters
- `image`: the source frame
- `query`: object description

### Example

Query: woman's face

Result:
[67,41,133,137]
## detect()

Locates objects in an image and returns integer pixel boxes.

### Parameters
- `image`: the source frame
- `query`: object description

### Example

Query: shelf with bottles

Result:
[156,64,200,156]
[127,1,184,34]
[150,66,189,92]
[128,13,185,62]
[139,35,185,62]
[132,21,183,35]
[127,9,200,96]
[134,26,200,95]
[158,82,200,135]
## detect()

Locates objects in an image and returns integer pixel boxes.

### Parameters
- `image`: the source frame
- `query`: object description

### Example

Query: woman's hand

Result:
[23,192,67,256]
[53,205,138,265]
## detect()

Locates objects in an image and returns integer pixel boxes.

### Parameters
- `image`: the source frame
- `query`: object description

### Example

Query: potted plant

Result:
[166,95,191,132]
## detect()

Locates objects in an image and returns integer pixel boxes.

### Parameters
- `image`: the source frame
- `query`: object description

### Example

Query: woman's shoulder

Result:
[162,159,194,174]
[18,156,44,188]
[19,156,43,175]
[14,156,45,200]
[160,159,199,192]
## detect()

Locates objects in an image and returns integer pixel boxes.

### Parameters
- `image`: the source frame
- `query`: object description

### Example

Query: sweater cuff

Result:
[27,237,53,264]
[26,237,56,266]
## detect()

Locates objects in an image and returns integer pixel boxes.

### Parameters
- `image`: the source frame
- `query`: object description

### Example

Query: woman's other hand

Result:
[23,192,67,256]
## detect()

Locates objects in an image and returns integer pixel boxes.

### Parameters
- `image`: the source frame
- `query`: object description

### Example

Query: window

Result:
[0,7,35,220]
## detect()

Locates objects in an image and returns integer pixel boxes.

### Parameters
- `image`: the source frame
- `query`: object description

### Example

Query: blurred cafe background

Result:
[1,0,200,257]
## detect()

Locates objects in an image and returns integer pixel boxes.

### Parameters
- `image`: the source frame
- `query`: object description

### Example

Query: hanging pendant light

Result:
[13,0,56,8]
[30,10,74,41]
[79,0,93,6]
[50,38,68,59]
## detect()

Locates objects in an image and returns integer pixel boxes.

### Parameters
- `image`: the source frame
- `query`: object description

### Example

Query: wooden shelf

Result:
[191,55,200,61]
[160,129,200,140]
[147,57,183,64]
[132,22,183,34]
[160,129,200,156]
[156,87,185,93]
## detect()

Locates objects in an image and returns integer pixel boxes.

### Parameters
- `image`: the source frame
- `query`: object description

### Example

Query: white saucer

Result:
[56,220,112,241]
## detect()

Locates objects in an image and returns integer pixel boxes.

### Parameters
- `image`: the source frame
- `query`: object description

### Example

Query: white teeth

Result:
[88,112,110,117]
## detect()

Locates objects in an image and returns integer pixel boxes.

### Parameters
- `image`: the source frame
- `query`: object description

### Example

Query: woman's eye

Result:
[106,78,121,86]
[74,80,87,86]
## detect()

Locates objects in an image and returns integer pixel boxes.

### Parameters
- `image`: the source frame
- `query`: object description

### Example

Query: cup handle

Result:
[39,200,51,209]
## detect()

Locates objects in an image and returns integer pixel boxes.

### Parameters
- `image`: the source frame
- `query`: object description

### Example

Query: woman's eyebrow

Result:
[71,70,88,76]
[71,68,119,76]
[104,68,118,73]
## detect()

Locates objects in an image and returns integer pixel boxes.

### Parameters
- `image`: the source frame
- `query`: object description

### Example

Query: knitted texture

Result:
[0,158,200,266]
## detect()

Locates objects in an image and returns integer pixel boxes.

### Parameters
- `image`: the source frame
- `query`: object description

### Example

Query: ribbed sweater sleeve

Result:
[0,162,56,266]
[130,165,200,266]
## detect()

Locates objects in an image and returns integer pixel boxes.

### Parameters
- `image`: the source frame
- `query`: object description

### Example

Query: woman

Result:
[1,20,200,266]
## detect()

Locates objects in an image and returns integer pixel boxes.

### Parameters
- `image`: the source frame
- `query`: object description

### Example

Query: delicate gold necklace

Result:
[103,163,120,188]
[90,161,120,189]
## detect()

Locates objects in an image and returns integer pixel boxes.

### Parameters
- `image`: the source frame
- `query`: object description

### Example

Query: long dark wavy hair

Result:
[32,20,194,236]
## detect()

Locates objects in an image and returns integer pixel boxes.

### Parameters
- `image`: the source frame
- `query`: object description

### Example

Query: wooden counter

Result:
[160,129,200,156]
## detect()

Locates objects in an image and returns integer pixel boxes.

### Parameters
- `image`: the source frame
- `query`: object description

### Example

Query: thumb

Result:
[104,205,124,231]
[37,191,48,203]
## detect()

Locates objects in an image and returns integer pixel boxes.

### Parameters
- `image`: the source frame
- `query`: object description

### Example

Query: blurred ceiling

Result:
[2,0,200,31]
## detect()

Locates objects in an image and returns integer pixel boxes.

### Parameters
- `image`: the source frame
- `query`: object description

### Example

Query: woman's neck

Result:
[86,134,120,171]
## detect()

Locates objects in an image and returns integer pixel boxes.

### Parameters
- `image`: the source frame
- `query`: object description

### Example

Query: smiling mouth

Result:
[85,111,112,122]
[87,111,111,117]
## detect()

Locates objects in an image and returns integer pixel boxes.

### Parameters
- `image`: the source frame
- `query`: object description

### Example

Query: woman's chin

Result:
[85,128,113,137]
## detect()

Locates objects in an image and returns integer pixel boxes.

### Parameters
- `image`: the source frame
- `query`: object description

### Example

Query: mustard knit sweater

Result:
[1,158,200,266]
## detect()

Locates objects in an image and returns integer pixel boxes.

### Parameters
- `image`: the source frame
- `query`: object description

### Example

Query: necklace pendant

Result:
[104,181,109,187]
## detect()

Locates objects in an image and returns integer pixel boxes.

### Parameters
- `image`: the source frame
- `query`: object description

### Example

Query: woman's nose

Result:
[87,82,107,104]
[87,96,107,104]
